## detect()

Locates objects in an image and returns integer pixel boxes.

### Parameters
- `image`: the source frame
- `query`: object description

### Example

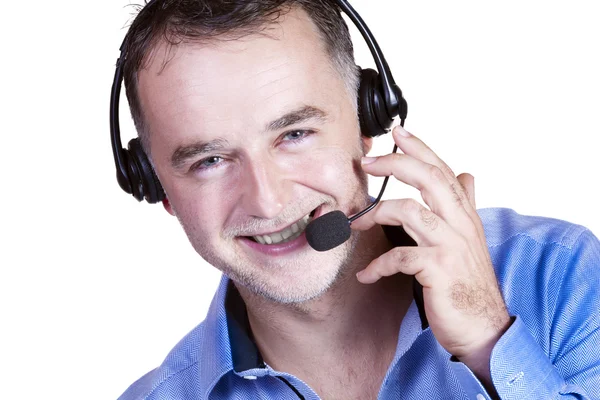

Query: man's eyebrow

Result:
[170,106,327,169]
[171,138,229,169]
[266,105,328,132]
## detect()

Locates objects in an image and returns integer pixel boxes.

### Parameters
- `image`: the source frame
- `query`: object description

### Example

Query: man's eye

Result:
[282,130,313,142]
[192,156,223,171]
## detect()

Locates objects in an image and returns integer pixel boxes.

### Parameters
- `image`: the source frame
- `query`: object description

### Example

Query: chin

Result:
[257,268,339,304]
[226,232,360,304]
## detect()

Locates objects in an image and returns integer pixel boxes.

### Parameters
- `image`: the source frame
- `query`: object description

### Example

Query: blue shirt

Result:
[118,208,600,399]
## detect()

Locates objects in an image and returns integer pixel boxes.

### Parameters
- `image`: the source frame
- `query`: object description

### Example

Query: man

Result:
[116,1,600,399]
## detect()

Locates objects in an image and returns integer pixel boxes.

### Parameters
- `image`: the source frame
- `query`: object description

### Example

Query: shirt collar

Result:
[200,225,428,395]
[224,280,265,372]
[197,275,236,396]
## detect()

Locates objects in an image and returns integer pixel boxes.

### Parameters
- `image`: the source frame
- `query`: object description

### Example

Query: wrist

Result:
[456,315,514,386]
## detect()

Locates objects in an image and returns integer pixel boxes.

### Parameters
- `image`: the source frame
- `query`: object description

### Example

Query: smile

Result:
[250,211,316,245]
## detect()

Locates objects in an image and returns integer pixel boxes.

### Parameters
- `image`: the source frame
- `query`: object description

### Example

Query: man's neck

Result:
[236,225,414,398]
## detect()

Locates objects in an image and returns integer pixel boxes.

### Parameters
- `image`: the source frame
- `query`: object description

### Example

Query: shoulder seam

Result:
[487,226,589,251]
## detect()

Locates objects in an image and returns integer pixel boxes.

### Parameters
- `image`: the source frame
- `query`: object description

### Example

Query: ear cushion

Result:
[358,68,394,137]
[127,138,165,203]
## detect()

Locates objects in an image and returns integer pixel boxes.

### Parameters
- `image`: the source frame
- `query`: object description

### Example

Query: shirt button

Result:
[476,394,486,400]
[243,375,258,380]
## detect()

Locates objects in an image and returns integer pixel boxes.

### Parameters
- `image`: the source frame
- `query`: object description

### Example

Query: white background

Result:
[1,1,599,399]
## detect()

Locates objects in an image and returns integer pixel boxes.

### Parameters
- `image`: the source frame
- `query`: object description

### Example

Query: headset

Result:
[110,0,408,204]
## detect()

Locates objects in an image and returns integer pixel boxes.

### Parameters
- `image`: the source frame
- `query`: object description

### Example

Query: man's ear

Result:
[362,135,374,155]
[163,198,175,216]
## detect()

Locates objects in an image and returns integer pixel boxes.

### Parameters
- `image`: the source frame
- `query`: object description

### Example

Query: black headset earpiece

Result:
[110,0,406,203]
[358,68,408,138]
[358,68,390,137]
[127,138,165,203]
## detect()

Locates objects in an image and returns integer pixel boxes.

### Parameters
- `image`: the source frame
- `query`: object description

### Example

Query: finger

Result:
[456,173,476,209]
[392,126,475,215]
[350,198,451,247]
[361,154,473,232]
[356,246,437,287]
[455,172,488,241]
[392,126,457,182]
[392,126,483,237]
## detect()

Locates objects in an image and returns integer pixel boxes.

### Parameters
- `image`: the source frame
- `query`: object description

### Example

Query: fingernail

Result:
[394,126,411,138]
[361,157,377,165]
[356,270,365,280]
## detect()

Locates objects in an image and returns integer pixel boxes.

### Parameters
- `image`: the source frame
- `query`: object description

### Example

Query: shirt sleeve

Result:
[452,229,600,400]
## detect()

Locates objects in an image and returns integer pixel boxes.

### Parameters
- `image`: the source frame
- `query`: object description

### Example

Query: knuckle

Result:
[419,207,439,231]
[391,153,403,163]
[400,198,421,214]
[428,165,446,183]
[387,153,404,177]
[391,248,418,267]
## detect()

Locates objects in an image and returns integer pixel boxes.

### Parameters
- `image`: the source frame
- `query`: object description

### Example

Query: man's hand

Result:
[352,126,511,386]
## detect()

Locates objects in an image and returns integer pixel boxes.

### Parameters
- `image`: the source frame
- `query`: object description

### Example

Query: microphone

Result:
[305,211,351,252]
[305,144,399,252]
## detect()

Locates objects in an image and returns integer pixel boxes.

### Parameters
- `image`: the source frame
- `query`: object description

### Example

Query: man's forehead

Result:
[138,49,331,136]
[137,8,336,108]
[135,6,349,160]
[140,6,326,77]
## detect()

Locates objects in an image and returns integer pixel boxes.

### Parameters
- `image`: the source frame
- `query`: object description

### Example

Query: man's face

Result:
[138,8,372,303]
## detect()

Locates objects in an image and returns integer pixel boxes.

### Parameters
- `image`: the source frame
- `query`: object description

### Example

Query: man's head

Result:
[123,0,375,303]
[123,0,361,155]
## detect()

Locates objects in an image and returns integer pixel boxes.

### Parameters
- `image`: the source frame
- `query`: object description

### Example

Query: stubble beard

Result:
[185,206,365,305]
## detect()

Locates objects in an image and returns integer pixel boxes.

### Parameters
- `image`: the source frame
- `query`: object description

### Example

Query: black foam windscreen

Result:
[305,210,351,252]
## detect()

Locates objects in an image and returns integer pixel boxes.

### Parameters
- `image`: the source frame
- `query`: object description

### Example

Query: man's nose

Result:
[240,158,290,219]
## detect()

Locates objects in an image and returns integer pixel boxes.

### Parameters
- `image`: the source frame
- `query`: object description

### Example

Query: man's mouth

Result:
[248,209,317,245]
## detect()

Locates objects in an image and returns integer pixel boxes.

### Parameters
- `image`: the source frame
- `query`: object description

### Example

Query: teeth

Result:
[271,232,283,243]
[252,213,313,245]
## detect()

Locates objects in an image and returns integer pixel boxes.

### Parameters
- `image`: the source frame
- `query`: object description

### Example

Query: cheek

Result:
[320,159,349,186]
[286,145,365,197]
[166,180,237,236]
